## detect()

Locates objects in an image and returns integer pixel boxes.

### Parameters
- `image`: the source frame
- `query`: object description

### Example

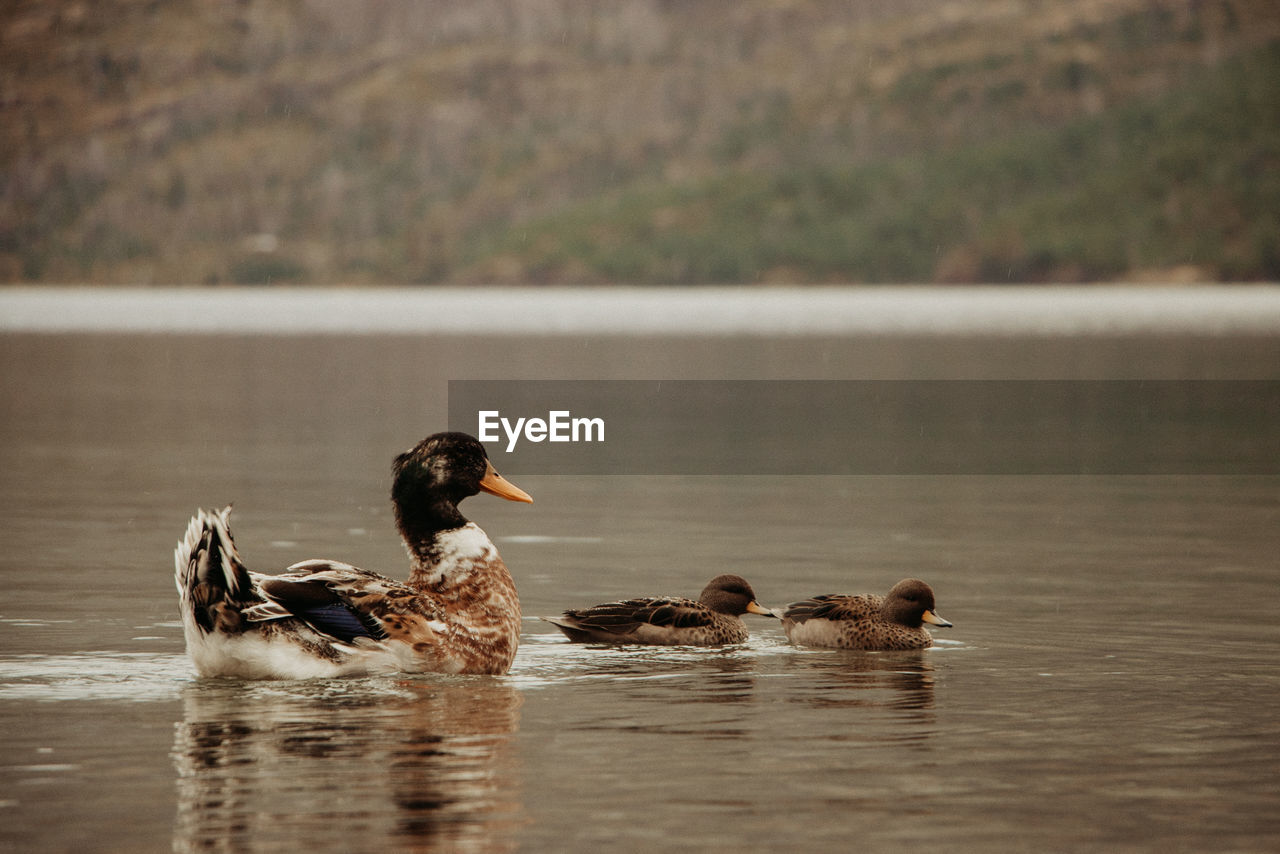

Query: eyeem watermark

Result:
[451,380,1280,475]
[478,410,605,452]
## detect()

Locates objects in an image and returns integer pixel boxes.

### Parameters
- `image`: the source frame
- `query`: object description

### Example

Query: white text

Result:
[478,410,605,452]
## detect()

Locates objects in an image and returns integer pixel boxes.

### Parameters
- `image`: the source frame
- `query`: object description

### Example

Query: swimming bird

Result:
[174,432,533,678]
[780,578,952,650]
[544,574,775,645]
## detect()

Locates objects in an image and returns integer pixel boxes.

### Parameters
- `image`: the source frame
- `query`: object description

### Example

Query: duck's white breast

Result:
[436,523,498,563]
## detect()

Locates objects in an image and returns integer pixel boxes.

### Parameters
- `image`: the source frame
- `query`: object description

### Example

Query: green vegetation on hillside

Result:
[469,43,1280,284]
[2,0,1278,284]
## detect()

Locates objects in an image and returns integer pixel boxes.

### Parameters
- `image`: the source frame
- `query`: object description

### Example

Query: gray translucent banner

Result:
[448,380,1279,475]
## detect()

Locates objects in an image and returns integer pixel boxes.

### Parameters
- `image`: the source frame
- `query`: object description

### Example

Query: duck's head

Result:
[393,432,532,527]
[698,574,776,618]
[883,578,952,629]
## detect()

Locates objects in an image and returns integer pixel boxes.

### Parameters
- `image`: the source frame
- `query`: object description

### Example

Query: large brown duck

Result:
[174,432,532,678]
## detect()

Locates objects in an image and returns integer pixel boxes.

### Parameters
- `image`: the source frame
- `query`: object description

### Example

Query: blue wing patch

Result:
[259,577,389,644]
[295,602,387,644]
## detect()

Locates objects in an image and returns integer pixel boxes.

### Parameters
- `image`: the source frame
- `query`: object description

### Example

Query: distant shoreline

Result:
[2,285,1279,337]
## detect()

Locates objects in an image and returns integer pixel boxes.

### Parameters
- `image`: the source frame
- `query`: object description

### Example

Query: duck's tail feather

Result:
[174,506,254,635]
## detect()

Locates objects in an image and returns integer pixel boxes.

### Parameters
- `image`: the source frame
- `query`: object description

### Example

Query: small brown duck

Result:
[544,574,775,646]
[780,578,952,650]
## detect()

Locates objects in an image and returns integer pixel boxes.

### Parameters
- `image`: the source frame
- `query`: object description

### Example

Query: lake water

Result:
[1,287,1278,852]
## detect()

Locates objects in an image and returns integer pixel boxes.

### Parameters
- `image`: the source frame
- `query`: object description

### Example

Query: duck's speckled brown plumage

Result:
[781,578,952,651]
[175,432,532,678]
[544,574,775,646]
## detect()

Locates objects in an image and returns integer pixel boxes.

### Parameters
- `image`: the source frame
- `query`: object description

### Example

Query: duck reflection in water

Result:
[172,677,524,853]
[792,652,937,713]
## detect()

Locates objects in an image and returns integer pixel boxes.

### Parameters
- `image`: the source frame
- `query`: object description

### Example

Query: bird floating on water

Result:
[544,574,775,646]
[174,432,532,678]
[780,578,952,650]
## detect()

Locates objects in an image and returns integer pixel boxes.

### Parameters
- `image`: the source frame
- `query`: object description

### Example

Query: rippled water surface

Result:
[2,304,1278,852]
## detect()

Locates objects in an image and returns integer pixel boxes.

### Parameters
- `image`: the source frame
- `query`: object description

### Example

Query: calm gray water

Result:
[2,292,1279,852]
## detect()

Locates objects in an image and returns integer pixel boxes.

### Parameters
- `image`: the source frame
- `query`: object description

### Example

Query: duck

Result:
[174,432,533,678]
[780,578,952,650]
[543,574,775,645]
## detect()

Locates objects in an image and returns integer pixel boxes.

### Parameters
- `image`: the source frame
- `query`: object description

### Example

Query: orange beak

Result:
[479,460,533,503]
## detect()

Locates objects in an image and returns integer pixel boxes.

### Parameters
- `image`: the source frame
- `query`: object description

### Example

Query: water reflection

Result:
[172,677,524,853]
[538,643,763,741]
[785,651,936,711]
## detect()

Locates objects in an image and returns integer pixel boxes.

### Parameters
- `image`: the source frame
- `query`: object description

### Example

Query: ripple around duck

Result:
[0,652,491,705]
[508,625,853,691]
[0,627,967,703]
[0,652,193,702]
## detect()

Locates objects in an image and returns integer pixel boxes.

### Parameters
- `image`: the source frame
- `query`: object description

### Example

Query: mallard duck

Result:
[543,574,775,645]
[174,432,533,678]
[780,578,952,650]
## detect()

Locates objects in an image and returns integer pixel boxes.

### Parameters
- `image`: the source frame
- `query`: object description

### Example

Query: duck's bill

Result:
[479,462,534,503]
[923,609,953,627]
[746,600,778,618]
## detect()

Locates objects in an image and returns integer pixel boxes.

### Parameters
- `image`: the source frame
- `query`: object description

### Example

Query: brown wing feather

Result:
[262,560,440,642]
[561,596,712,633]
[783,593,880,623]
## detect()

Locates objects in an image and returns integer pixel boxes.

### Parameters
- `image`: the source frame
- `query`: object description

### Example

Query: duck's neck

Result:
[396,496,469,573]
[406,521,504,586]
[395,494,517,625]
[880,597,922,628]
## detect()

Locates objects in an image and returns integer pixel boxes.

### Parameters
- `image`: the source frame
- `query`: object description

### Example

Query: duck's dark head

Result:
[392,432,532,534]
[698,574,776,618]
[883,578,952,629]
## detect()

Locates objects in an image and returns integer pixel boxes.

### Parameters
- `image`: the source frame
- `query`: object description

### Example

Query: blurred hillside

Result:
[3,0,1278,285]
